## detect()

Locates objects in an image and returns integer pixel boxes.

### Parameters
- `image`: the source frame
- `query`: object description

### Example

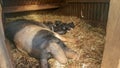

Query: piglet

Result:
[5,19,79,68]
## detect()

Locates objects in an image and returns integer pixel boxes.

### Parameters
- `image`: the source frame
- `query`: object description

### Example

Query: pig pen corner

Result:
[1,0,109,68]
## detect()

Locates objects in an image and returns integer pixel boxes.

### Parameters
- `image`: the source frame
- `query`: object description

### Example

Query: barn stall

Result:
[0,0,111,68]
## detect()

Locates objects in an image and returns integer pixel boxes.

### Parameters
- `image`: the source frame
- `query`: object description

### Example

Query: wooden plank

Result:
[1,0,65,7]
[3,4,62,13]
[0,5,13,68]
[101,0,120,68]
[67,0,109,3]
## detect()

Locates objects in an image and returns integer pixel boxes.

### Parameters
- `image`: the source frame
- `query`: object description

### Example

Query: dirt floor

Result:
[5,10,106,68]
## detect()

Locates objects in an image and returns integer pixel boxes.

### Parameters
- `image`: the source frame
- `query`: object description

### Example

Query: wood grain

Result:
[0,5,13,68]
[101,0,120,68]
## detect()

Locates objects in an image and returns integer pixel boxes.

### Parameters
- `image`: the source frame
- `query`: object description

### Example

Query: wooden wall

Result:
[0,5,13,68]
[101,0,120,68]
[65,2,109,22]
[2,0,109,22]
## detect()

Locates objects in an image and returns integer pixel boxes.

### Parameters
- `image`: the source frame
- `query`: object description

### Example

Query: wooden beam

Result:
[3,4,62,13]
[101,0,120,68]
[0,5,13,68]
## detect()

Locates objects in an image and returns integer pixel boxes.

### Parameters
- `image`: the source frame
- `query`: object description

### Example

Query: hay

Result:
[5,12,105,68]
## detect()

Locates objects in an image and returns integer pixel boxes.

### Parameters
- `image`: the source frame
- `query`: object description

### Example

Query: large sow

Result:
[5,19,79,68]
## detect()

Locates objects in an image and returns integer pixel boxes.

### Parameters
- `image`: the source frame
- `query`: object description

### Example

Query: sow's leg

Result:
[58,40,79,61]
[63,47,79,60]
[40,51,49,68]
[46,38,79,64]
[46,42,68,64]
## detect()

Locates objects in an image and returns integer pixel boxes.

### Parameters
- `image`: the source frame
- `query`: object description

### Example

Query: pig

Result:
[5,19,79,68]
[43,20,75,35]
[53,21,75,35]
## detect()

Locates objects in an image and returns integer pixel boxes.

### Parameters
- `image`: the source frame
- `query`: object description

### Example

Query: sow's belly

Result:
[14,25,50,54]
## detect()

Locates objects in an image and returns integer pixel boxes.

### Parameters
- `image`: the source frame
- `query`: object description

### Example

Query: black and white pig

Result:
[5,19,79,68]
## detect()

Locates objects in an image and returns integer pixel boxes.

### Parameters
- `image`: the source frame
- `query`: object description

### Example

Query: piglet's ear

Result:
[47,42,67,64]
